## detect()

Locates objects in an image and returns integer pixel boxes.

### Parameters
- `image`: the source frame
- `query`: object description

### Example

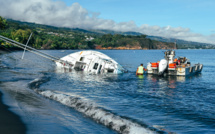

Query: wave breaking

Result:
[29,77,162,134]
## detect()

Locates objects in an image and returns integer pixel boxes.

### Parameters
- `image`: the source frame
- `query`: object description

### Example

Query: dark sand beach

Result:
[0,50,26,134]
[0,91,26,134]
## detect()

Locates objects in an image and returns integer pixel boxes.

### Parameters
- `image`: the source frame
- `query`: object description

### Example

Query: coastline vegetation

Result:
[0,16,212,50]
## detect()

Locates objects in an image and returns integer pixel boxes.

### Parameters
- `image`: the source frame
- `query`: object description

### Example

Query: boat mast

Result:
[174,40,177,49]
[0,35,59,61]
[21,32,32,59]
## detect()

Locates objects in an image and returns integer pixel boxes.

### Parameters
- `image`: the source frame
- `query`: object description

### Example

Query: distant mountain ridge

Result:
[147,36,215,49]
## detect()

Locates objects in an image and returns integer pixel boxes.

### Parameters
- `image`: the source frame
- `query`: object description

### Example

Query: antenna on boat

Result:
[174,39,177,50]
[21,32,33,59]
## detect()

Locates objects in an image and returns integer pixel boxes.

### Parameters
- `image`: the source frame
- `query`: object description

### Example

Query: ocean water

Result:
[0,49,215,134]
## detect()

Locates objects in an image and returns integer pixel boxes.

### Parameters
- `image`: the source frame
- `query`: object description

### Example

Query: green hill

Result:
[1,16,211,50]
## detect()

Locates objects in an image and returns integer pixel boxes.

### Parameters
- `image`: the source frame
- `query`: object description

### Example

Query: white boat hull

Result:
[55,50,126,74]
[147,63,203,76]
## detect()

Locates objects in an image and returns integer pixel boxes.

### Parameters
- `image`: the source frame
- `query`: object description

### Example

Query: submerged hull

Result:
[55,50,126,74]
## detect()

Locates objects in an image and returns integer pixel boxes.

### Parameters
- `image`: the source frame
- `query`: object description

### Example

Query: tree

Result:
[87,41,95,49]
[11,29,32,44]
[34,37,43,48]
[0,16,7,29]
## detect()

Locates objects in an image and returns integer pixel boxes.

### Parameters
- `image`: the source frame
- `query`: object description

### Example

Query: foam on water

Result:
[29,77,161,134]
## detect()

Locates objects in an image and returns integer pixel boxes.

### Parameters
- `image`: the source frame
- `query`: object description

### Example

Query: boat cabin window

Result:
[98,65,102,74]
[80,57,84,61]
[93,63,99,70]
[74,61,86,71]
[107,69,114,73]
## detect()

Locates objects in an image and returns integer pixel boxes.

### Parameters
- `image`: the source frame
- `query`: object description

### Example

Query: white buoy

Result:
[158,59,168,75]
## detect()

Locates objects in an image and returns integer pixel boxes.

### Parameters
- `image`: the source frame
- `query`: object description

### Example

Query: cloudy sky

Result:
[0,0,215,44]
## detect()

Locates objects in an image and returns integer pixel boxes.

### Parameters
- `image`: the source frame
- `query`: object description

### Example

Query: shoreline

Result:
[0,50,26,134]
[0,91,27,134]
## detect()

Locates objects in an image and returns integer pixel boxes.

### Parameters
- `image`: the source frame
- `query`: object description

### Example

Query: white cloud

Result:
[0,0,214,44]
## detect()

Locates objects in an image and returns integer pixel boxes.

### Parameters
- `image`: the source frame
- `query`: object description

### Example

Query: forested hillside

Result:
[0,16,176,50]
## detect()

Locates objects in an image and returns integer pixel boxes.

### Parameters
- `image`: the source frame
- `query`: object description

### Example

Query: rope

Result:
[0,44,52,69]
[0,35,74,69]
[0,35,60,61]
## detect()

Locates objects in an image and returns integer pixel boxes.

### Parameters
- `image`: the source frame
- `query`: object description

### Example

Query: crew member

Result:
[177,59,181,65]
[136,64,147,75]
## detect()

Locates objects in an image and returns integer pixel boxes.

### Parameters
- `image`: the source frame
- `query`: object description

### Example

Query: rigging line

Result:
[0,36,60,61]
[0,44,56,70]
[0,35,60,60]
[0,39,73,68]
[0,35,74,67]
[0,38,72,68]
[0,38,56,61]
[0,35,60,61]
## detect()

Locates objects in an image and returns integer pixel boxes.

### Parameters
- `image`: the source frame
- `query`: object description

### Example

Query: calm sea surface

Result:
[0,49,215,134]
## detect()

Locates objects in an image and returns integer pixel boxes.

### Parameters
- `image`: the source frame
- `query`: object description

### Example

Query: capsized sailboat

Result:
[55,50,127,74]
[0,35,126,74]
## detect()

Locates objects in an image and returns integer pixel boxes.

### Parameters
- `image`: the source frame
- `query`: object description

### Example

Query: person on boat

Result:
[174,58,179,65]
[177,59,181,65]
[136,64,147,75]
